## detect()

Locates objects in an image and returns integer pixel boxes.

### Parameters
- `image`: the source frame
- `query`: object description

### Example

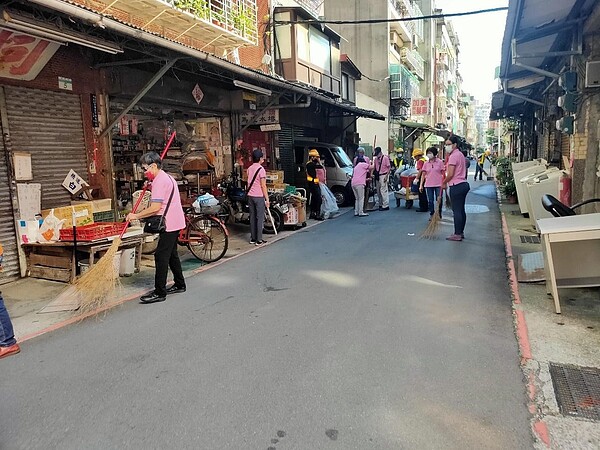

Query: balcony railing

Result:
[68,0,258,51]
[389,0,423,43]
[401,47,424,80]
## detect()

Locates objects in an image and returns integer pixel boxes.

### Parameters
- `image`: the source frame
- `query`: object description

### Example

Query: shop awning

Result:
[398,120,433,131]
[27,0,384,122]
[493,0,596,119]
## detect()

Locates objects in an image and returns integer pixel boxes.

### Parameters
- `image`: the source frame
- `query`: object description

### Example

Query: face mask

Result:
[144,169,155,181]
[426,153,433,159]
[445,145,453,152]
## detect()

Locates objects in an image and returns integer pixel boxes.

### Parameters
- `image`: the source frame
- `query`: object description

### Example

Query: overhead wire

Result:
[273,7,509,26]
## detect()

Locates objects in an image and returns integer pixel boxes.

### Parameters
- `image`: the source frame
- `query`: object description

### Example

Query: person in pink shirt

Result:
[419,147,445,219]
[246,150,270,245]
[127,151,186,303]
[351,150,372,216]
[373,146,391,210]
[442,136,470,241]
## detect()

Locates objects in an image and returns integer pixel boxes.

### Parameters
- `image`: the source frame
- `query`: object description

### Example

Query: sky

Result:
[434,0,508,104]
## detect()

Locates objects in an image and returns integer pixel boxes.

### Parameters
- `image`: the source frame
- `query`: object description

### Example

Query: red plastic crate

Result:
[400,175,417,188]
[60,222,122,241]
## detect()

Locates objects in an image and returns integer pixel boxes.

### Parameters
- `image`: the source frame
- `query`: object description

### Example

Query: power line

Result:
[273,7,508,26]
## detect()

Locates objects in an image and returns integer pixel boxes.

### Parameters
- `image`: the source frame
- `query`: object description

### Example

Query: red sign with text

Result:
[411,98,430,116]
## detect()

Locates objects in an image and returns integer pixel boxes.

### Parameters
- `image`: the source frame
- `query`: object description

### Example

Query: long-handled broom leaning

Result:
[56,132,177,315]
[420,187,444,240]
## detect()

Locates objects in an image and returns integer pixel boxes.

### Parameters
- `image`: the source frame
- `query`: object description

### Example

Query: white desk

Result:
[537,213,600,313]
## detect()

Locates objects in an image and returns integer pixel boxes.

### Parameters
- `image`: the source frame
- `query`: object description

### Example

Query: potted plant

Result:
[495,156,518,203]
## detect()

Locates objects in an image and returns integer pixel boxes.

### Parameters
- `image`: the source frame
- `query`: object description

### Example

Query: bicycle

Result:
[178,207,229,263]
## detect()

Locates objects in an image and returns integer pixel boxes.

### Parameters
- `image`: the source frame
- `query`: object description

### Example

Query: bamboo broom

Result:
[420,187,444,240]
[57,132,177,315]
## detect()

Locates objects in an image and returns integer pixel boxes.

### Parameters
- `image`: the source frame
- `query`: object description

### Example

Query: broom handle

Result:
[118,131,177,239]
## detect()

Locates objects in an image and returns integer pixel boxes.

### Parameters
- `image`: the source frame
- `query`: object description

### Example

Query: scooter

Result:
[218,172,285,234]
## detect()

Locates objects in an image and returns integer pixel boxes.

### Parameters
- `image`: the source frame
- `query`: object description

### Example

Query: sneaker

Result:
[255,240,266,246]
[358,213,369,217]
[0,343,20,360]
[446,234,463,241]
[249,240,256,244]
[380,207,390,211]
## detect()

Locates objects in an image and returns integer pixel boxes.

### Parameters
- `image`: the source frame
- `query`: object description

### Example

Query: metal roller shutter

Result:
[3,86,88,209]
[277,125,320,184]
[0,150,19,283]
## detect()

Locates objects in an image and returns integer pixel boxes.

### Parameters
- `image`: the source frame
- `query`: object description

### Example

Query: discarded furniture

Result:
[537,213,600,313]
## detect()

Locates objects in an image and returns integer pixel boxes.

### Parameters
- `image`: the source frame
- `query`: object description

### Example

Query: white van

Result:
[294,142,354,205]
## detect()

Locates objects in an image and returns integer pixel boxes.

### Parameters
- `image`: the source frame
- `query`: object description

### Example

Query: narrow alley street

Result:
[1,181,533,449]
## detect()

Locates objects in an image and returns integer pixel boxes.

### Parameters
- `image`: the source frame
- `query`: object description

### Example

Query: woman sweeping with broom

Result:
[419,147,445,221]
[127,152,186,304]
[441,136,470,242]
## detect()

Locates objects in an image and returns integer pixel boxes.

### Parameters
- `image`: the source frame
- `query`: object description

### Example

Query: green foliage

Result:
[486,128,496,146]
[495,156,517,198]
[173,0,209,20]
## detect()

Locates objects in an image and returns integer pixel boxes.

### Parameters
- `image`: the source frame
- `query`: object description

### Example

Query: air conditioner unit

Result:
[390,31,401,47]
[585,61,600,88]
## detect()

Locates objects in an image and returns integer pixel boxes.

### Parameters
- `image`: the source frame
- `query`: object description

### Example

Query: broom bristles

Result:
[56,237,123,315]
[420,192,443,239]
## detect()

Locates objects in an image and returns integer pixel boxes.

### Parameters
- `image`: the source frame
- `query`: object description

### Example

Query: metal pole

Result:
[99,59,178,138]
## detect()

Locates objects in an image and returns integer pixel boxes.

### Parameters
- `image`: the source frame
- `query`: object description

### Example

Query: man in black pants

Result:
[306,149,324,220]
[127,152,186,303]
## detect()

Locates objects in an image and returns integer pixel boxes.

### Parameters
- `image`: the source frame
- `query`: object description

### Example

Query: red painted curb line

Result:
[18,217,332,343]
[500,211,549,446]
[533,420,551,448]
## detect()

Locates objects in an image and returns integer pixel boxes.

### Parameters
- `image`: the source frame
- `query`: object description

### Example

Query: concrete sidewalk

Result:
[500,199,600,448]
[3,214,342,342]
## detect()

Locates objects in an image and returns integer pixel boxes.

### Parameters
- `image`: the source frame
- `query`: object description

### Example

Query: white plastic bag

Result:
[38,209,65,242]
[319,184,339,219]
[193,193,220,214]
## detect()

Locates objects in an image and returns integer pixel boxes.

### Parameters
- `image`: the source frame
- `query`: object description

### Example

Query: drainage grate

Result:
[549,362,600,421]
[520,235,541,244]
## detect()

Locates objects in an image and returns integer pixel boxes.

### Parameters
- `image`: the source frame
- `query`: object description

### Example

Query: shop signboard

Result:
[0,28,60,81]
[240,109,279,126]
[62,169,87,195]
[90,94,99,128]
[260,124,281,132]
[411,98,430,116]
[192,84,204,104]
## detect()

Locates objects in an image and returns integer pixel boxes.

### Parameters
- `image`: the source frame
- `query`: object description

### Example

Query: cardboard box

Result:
[266,170,285,184]
[42,203,94,228]
[72,198,112,213]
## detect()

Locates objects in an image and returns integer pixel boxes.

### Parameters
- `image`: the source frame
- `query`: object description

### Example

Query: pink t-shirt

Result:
[246,163,266,197]
[447,150,467,186]
[375,155,391,175]
[351,161,371,186]
[151,170,185,232]
[422,158,445,187]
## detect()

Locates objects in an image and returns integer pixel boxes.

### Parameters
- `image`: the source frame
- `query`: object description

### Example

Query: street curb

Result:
[500,209,549,448]
[18,217,333,344]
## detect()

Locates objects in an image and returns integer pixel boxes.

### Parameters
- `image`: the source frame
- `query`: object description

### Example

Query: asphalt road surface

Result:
[1,181,532,449]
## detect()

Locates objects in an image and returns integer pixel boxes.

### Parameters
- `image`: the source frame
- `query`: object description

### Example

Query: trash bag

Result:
[319,184,339,219]
[193,193,221,214]
[38,209,65,242]
[400,168,418,177]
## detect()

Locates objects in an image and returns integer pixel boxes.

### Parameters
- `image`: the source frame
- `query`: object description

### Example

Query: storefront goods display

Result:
[41,203,94,228]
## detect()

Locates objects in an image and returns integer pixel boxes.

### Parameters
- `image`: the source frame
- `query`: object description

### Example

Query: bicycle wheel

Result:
[187,216,228,263]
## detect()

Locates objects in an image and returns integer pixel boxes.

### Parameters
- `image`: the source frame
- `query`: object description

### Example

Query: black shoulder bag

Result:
[144,177,176,234]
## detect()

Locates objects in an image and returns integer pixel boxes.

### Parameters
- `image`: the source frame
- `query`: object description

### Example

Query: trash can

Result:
[525,170,567,231]
[120,248,136,277]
